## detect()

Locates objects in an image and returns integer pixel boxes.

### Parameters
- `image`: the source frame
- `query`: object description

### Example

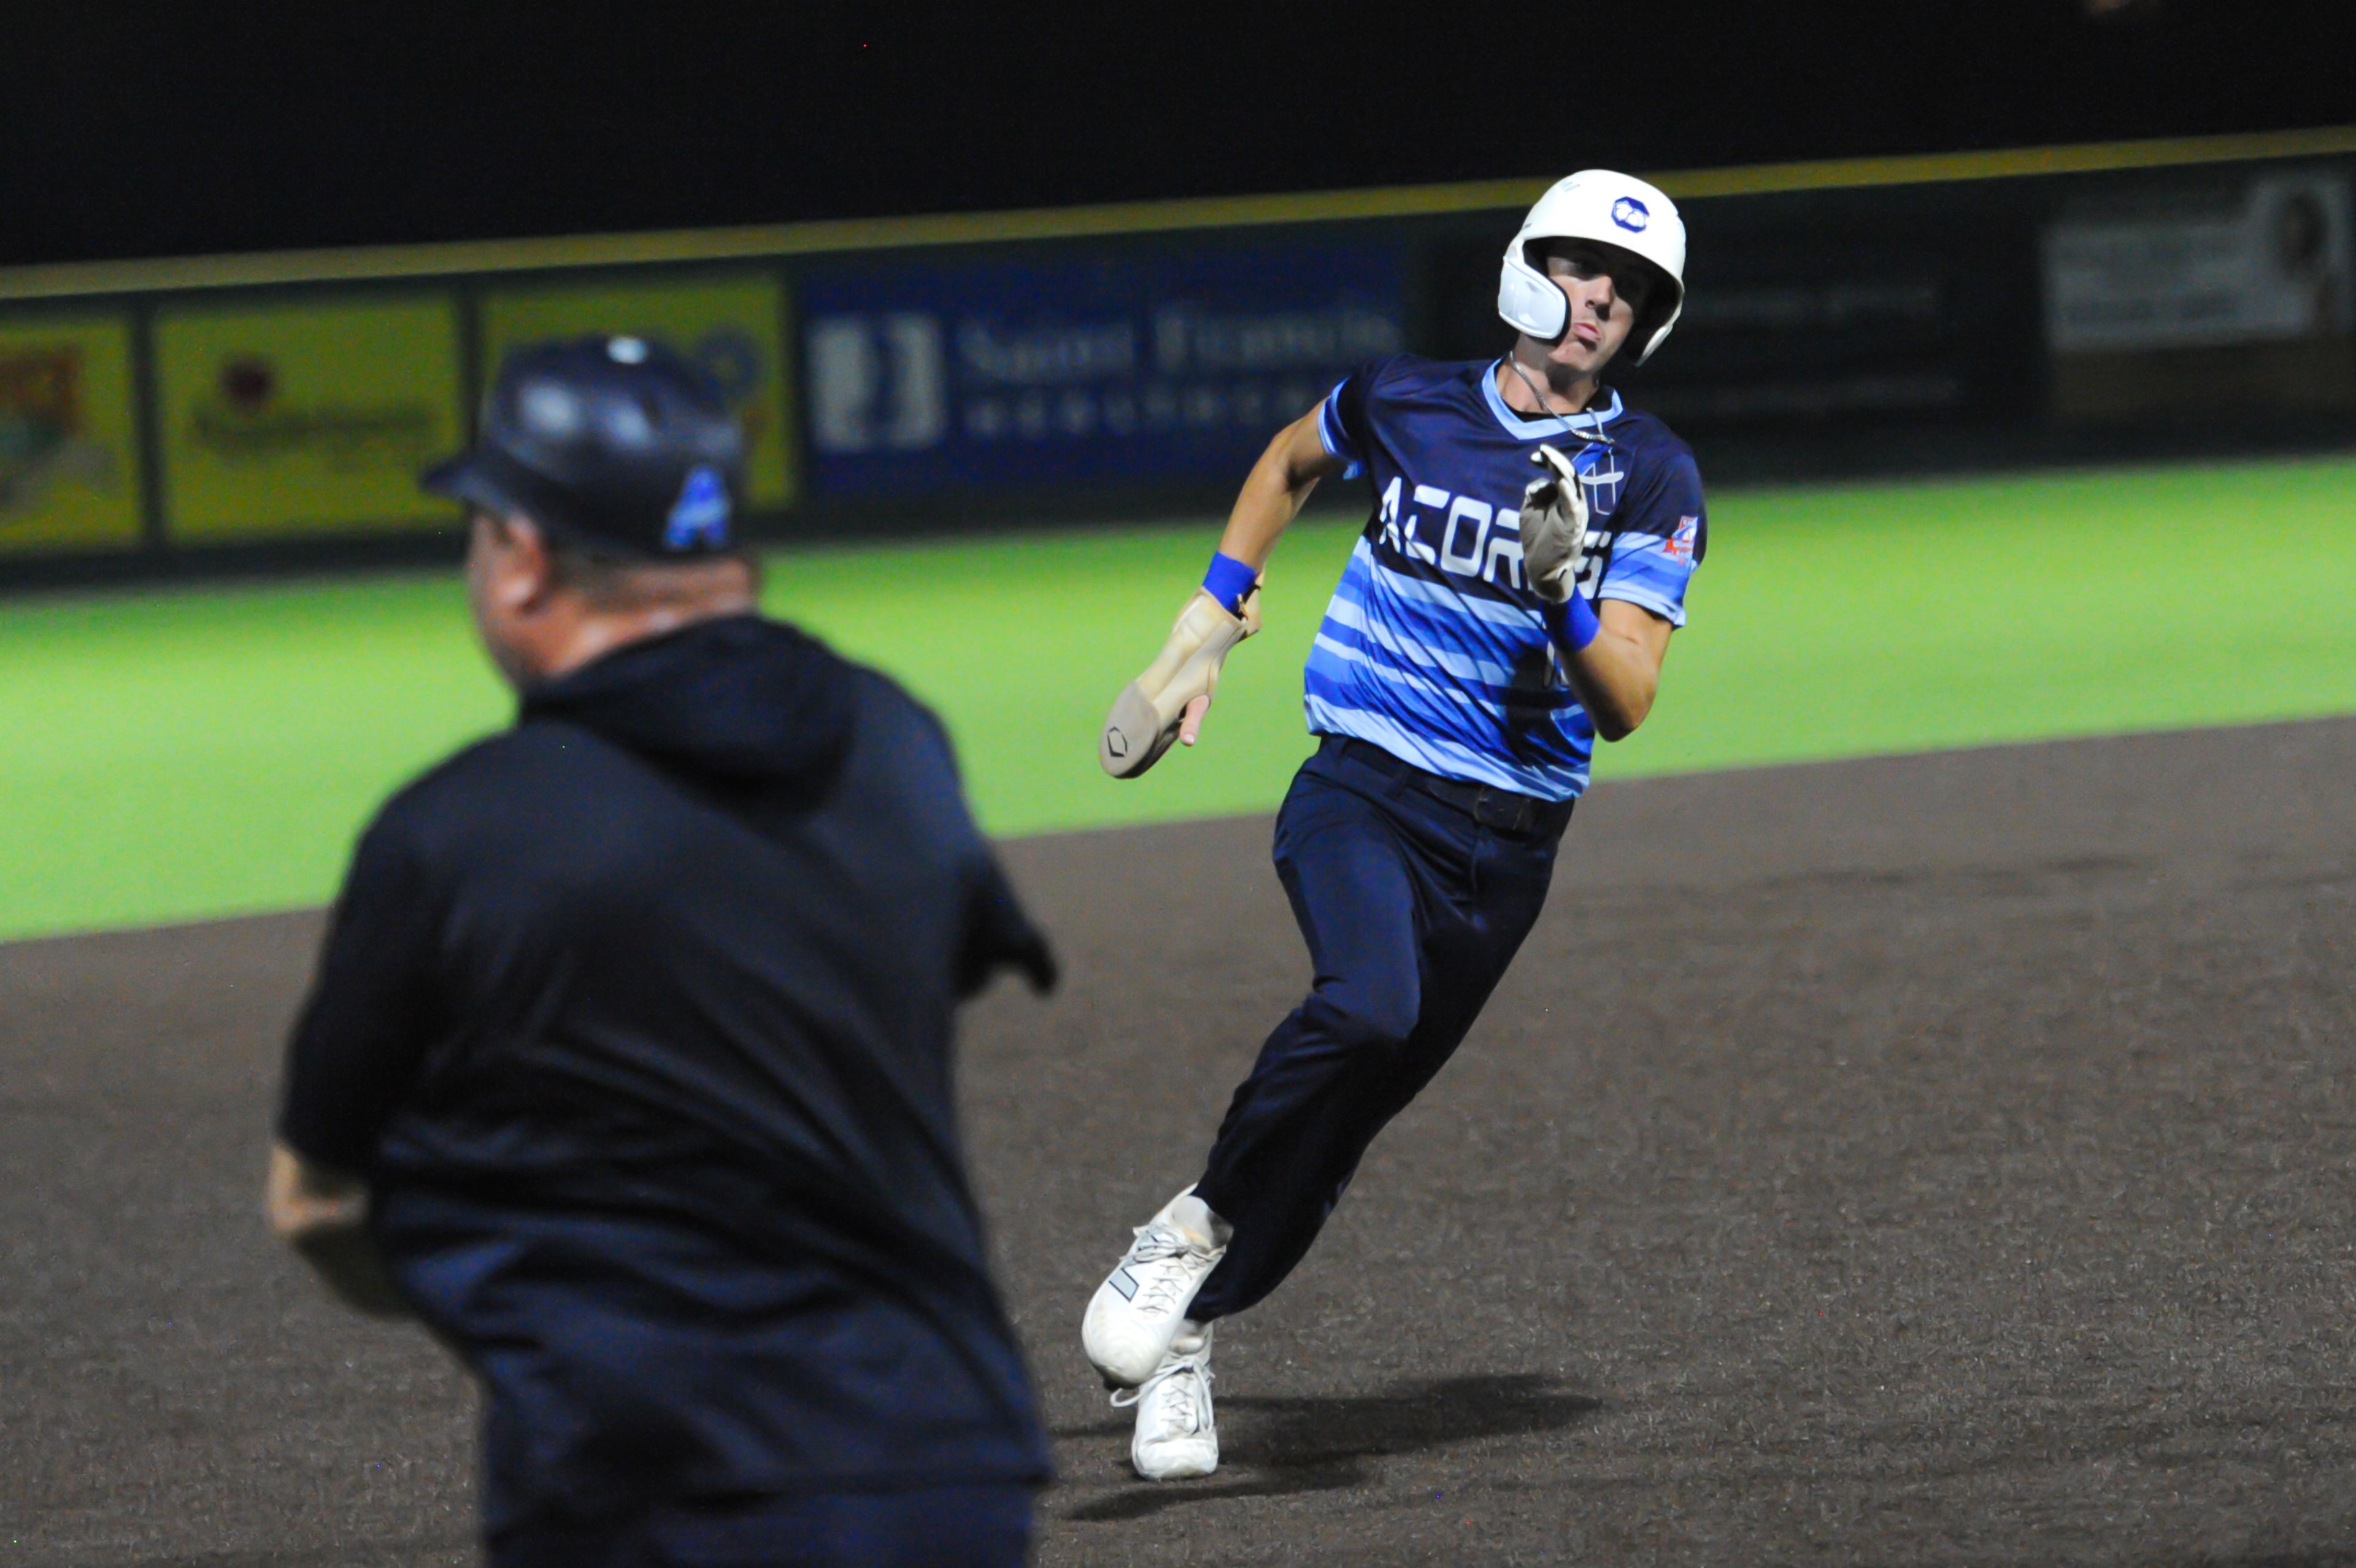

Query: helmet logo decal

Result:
[1611,196,1650,233]
[663,464,733,550]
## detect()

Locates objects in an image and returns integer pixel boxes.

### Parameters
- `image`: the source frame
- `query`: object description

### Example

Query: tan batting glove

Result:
[1519,444,1590,604]
[1098,584,1262,778]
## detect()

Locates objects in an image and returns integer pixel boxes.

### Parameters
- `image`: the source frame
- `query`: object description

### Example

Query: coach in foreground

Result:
[1088,171,1708,1478]
[266,337,1055,1566]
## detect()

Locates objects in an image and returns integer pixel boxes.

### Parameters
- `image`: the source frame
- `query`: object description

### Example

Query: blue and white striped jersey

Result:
[1305,353,1706,801]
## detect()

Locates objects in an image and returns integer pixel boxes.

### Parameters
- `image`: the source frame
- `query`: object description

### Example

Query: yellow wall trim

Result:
[4,125,2351,304]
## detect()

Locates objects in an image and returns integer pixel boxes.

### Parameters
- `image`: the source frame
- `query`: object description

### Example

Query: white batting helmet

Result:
[1497,170,1688,364]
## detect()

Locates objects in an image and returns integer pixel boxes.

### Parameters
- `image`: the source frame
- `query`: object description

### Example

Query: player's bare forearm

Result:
[1215,410,1347,569]
[264,1142,413,1319]
[1563,600,1675,742]
[1149,411,1349,751]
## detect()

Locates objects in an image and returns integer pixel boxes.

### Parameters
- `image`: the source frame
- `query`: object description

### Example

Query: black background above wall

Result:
[4,3,2352,267]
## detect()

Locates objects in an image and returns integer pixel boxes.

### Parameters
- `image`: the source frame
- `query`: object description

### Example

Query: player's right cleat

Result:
[1115,1324,1217,1480]
[1082,1189,1228,1389]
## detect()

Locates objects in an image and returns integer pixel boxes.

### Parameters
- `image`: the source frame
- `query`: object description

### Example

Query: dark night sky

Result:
[4,3,2352,268]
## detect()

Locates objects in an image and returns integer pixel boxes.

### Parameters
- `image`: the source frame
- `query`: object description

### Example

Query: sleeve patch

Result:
[1662,515,1699,564]
[1596,519,1700,629]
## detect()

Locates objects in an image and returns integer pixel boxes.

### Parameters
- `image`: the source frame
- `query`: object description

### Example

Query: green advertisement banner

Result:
[481,274,795,509]
[0,315,143,552]
[157,295,466,540]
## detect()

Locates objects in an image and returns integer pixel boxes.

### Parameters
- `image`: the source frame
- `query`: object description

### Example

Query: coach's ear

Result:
[466,512,571,688]
[472,511,561,613]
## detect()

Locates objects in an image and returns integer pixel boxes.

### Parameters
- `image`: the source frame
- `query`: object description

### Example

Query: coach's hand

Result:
[1520,444,1590,604]
[1099,586,1261,778]
[265,1143,413,1320]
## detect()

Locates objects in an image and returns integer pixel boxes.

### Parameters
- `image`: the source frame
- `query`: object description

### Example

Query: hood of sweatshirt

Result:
[518,615,855,787]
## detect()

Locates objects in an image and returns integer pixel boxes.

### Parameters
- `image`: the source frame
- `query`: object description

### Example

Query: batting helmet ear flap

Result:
[1498,240,1570,342]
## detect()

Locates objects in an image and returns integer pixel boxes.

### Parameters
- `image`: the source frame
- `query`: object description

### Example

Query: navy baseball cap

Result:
[423,335,747,557]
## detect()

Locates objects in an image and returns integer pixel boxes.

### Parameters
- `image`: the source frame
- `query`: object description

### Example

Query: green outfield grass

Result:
[3,454,2352,942]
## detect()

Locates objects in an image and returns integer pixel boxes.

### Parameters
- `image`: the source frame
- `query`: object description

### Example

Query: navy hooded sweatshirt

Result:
[275,615,1055,1535]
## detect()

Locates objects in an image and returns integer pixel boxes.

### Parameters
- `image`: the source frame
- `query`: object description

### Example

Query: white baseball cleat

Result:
[1081,1189,1229,1389]
[1115,1325,1217,1480]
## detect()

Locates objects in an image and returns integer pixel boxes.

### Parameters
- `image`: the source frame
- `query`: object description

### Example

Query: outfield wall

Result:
[0,128,2349,582]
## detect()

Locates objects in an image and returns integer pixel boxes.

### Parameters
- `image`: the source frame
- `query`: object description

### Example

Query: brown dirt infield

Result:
[2,719,2352,1566]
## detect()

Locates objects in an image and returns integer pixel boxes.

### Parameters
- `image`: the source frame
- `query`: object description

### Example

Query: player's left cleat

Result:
[1082,1189,1229,1388]
[1115,1324,1217,1480]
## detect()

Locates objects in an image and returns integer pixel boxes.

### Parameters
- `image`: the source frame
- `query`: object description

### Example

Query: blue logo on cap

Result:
[1611,196,1650,232]
[663,465,732,551]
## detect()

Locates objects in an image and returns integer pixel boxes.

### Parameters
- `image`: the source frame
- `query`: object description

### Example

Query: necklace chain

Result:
[1504,355,1585,420]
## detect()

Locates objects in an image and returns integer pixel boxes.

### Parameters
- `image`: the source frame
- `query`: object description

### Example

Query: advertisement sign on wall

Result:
[2043,172,2354,352]
[801,243,1404,496]
[156,295,466,540]
[0,315,143,552]
[1625,269,1974,425]
[1598,207,2036,433]
[481,274,796,509]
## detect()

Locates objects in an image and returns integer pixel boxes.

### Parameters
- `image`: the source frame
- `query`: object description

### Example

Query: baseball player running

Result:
[1085,172,1707,1480]
[266,337,1057,1565]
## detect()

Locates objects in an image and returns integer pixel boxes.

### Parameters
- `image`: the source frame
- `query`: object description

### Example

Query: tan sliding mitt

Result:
[1098,585,1262,778]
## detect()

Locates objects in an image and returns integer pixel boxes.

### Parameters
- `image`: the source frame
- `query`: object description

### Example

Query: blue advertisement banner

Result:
[801,242,1405,496]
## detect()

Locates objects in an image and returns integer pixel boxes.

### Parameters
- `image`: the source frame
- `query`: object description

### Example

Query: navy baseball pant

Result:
[1190,735,1569,1322]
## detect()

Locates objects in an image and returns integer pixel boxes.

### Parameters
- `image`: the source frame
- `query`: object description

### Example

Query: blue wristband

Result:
[1202,550,1257,615]
[1542,594,1601,654]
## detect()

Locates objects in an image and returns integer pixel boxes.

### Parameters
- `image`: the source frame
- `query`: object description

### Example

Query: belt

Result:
[1325,736,1576,836]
